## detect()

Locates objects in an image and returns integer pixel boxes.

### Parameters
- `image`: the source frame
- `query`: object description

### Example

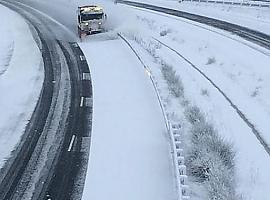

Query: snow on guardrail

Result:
[180,0,270,8]
[118,33,190,200]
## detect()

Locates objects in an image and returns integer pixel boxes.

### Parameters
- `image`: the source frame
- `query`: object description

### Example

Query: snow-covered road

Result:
[80,36,176,200]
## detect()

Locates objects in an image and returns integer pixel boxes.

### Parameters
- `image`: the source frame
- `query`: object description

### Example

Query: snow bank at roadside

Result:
[0,5,43,168]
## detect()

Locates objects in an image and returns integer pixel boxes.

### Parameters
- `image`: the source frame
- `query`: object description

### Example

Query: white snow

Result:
[0,1,178,199]
[1,0,270,199]
[0,4,43,168]
[39,0,270,198]
[26,0,178,198]
[127,0,270,35]
[80,37,176,200]
[109,4,270,199]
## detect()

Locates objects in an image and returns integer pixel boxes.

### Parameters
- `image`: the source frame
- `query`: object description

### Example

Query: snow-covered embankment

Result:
[0,4,43,168]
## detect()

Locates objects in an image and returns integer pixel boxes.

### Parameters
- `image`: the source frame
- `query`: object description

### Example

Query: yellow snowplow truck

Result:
[77,5,107,38]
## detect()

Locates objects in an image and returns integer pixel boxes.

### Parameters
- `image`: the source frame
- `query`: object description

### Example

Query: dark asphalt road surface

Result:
[117,0,270,50]
[0,0,93,199]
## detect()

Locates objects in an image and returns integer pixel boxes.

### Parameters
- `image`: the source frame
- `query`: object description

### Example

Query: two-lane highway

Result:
[0,1,92,199]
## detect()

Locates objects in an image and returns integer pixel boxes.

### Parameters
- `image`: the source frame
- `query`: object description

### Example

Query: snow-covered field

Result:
[115,5,270,199]
[0,4,43,168]
[129,0,270,34]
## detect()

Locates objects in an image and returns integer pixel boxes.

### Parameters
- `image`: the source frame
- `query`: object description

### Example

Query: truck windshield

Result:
[81,13,103,21]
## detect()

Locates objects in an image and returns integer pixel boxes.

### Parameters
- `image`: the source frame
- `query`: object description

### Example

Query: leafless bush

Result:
[160,29,172,36]
[201,89,209,97]
[251,88,259,97]
[206,57,216,65]
[184,106,205,125]
[161,64,184,98]
[207,159,236,200]
[185,110,236,200]
[132,35,161,59]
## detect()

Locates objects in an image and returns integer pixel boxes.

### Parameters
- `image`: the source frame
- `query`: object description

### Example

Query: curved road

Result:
[117,0,270,50]
[0,0,92,199]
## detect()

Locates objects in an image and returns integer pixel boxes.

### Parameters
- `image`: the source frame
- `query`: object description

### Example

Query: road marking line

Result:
[80,55,86,61]
[82,72,91,80]
[68,135,76,152]
[80,97,84,107]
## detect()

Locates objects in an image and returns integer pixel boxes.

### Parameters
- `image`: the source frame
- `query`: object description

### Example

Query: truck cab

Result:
[77,5,107,38]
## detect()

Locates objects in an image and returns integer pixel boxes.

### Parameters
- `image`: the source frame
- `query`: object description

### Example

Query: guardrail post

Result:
[177,156,185,165]
[180,175,188,185]
[179,165,186,175]
[171,123,190,200]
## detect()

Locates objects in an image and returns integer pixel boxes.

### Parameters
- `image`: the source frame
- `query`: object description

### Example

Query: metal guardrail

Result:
[181,0,270,8]
[118,33,190,200]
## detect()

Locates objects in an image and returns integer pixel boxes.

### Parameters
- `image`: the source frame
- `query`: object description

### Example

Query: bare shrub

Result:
[132,35,161,59]
[186,146,211,182]
[184,106,205,125]
[201,89,209,97]
[207,158,236,200]
[185,107,236,199]
[251,89,259,97]
[161,64,184,98]
[206,57,216,65]
[207,135,235,170]
[160,29,172,36]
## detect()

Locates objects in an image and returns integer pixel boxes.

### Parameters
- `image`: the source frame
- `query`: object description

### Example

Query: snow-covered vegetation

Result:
[127,32,236,199]
[120,6,270,198]
[185,106,236,200]
[161,65,184,98]
[2,0,270,199]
